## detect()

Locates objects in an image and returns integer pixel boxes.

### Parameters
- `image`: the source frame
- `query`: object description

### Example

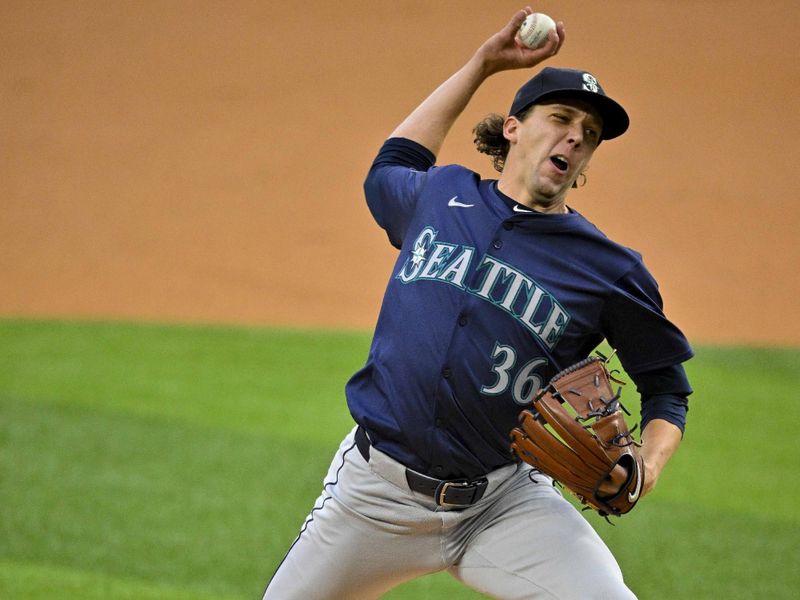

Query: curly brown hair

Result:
[472,107,533,172]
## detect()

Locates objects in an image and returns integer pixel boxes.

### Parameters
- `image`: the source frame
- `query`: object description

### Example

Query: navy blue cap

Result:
[509,67,630,140]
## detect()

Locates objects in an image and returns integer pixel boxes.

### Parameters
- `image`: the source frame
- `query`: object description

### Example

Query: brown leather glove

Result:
[510,356,645,517]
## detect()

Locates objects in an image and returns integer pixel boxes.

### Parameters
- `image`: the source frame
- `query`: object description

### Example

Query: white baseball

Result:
[518,13,557,49]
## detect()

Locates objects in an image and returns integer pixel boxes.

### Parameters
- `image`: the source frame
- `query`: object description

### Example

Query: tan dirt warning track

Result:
[1,1,798,346]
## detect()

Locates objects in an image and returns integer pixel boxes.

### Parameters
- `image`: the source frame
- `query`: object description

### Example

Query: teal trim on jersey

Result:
[467,252,572,350]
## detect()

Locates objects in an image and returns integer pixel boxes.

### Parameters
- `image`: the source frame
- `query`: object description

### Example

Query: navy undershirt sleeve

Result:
[369,137,436,171]
[640,394,689,434]
[631,363,693,434]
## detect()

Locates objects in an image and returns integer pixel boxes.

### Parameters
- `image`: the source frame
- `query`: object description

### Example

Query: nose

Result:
[566,124,584,147]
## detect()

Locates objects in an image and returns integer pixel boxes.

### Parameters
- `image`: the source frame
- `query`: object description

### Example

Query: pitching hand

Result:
[476,7,565,77]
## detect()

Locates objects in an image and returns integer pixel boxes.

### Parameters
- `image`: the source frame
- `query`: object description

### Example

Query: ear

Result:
[503,116,521,144]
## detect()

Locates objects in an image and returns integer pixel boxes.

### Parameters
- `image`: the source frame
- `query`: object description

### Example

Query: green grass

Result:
[1,319,798,599]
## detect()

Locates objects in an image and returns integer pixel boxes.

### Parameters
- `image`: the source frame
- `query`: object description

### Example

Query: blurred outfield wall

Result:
[2,0,798,346]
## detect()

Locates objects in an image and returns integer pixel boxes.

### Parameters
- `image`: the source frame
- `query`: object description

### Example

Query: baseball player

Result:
[264,7,693,599]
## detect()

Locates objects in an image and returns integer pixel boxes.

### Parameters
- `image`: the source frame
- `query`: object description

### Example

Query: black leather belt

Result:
[354,426,488,508]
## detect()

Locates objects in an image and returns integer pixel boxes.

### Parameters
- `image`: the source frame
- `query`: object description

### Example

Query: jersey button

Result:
[433,466,444,476]
[442,367,452,379]
[458,315,468,326]
[492,239,503,249]
[503,222,514,231]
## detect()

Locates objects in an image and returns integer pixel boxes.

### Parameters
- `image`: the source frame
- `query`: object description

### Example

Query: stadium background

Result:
[2,0,798,346]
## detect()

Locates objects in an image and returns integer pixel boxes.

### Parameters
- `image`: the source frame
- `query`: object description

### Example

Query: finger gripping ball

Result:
[518,13,556,49]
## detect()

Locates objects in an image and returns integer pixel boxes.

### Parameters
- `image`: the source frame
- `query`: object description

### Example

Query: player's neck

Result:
[496,179,568,214]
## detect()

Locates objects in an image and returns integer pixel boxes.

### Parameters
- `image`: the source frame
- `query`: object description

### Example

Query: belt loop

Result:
[354,425,370,462]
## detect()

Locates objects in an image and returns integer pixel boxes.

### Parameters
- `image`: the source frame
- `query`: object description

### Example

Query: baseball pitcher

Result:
[263,7,693,599]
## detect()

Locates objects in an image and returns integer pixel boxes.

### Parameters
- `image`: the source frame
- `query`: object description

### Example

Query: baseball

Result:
[518,13,557,49]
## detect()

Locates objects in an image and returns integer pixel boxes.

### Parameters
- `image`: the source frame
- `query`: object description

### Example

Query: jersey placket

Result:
[428,218,520,478]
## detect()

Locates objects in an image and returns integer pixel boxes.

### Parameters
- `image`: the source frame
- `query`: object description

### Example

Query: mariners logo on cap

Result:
[509,67,630,139]
[582,73,599,93]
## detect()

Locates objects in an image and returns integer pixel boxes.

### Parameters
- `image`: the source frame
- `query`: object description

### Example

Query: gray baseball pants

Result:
[263,426,637,599]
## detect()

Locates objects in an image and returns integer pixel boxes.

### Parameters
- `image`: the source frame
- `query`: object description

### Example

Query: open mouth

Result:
[550,155,569,172]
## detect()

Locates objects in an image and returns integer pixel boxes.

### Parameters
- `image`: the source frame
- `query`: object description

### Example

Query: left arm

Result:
[639,418,682,497]
[600,366,691,500]
[597,414,683,500]
[635,364,693,497]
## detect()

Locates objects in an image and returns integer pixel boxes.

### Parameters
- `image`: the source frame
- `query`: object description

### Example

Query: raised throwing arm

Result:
[389,7,565,156]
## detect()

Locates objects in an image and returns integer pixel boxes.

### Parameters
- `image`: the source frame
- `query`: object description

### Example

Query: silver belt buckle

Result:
[437,481,469,507]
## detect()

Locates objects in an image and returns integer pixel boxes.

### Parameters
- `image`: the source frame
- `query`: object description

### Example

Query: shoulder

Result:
[428,163,481,182]
[568,210,646,275]
[571,211,640,253]
[419,164,485,199]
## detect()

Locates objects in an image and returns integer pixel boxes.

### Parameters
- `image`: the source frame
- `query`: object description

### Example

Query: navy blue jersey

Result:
[346,138,693,479]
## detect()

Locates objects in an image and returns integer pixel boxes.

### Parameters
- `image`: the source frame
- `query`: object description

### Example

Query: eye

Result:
[584,128,600,139]
[552,113,569,122]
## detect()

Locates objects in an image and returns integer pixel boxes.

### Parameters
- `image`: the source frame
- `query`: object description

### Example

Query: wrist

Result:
[466,50,499,82]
